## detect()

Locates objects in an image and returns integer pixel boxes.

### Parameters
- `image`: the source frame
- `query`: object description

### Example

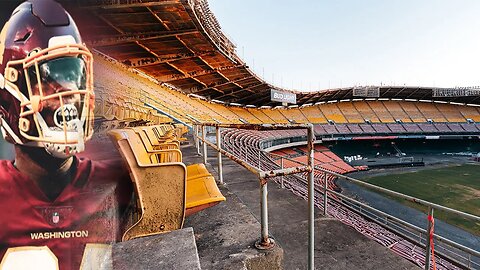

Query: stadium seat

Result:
[108,129,186,241]
[185,175,226,216]
[109,127,226,239]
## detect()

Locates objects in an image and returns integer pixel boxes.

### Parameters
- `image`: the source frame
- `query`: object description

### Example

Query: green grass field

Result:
[362,164,480,235]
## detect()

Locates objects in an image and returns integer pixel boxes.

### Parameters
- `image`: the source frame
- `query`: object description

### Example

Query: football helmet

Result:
[0,0,94,158]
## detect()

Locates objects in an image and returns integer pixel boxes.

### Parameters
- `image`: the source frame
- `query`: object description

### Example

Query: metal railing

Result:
[317,168,480,270]
[193,123,317,269]
[192,123,480,270]
[265,148,480,270]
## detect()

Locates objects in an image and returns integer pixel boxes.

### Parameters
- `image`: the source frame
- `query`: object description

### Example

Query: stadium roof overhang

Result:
[56,0,480,107]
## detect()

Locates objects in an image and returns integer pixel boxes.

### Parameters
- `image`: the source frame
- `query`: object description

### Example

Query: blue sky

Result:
[208,0,480,91]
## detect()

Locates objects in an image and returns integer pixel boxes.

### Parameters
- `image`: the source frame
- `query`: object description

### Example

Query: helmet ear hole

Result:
[27,48,41,58]
[5,67,18,82]
[19,118,30,132]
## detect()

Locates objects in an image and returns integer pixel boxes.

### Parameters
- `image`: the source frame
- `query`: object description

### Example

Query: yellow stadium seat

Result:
[185,176,226,217]
[108,129,186,241]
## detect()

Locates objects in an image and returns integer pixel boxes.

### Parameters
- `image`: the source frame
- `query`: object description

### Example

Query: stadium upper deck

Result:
[57,0,480,107]
[94,53,480,134]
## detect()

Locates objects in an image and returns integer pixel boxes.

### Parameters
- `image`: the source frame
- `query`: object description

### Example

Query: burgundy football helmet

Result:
[0,0,94,158]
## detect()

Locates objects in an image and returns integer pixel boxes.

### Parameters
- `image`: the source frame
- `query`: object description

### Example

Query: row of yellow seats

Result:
[131,125,225,215]
[108,125,225,241]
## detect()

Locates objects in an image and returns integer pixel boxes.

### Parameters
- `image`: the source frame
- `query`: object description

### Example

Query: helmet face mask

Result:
[0,1,94,159]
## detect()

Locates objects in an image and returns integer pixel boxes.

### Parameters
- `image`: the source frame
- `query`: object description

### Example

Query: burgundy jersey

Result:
[0,157,133,270]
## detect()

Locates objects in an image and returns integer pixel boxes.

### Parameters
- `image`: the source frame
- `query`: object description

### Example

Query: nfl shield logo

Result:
[52,212,60,224]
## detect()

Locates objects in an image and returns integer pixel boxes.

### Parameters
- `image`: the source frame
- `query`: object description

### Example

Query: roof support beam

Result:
[160,64,245,85]
[194,75,256,95]
[165,62,208,88]
[79,1,179,10]
[175,35,246,90]
[212,82,266,100]
[87,29,198,47]
[124,51,216,67]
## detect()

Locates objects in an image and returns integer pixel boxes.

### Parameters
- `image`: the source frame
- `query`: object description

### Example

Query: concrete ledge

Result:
[185,185,283,270]
[113,227,201,269]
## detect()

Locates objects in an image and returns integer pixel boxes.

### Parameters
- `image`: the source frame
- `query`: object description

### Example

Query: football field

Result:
[363,164,480,235]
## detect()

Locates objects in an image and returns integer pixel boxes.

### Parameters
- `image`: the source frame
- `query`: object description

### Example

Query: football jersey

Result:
[0,157,133,270]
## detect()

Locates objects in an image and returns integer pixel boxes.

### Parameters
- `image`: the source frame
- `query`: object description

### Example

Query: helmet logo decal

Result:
[53,104,78,128]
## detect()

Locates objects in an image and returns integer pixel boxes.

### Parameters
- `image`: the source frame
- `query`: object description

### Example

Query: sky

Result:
[208,0,480,91]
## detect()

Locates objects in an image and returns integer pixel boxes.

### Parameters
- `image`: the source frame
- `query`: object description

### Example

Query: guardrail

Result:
[193,123,317,269]
[193,123,480,270]
[266,147,480,269]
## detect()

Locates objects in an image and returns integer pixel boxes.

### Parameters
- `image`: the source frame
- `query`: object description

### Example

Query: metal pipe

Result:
[202,125,207,164]
[327,187,480,258]
[425,207,434,270]
[307,124,315,270]
[200,136,262,177]
[260,179,270,245]
[258,150,261,170]
[314,167,480,222]
[258,166,310,179]
[280,158,284,189]
[195,125,200,155]
[216,127,223,185]
[323,172,328,216]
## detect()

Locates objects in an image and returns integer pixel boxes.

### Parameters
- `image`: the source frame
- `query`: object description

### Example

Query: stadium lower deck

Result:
[90,52,480,269]
[181,135,420,269]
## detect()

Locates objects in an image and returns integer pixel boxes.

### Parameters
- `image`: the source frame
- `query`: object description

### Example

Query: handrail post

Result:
[258,149,261,170]
[307,125,315,270]
[216,126,223,185]
[425,206,434,270]
[202,125,207,164]
[195,125,200,155]
[324,172,328,216]
[255,178,275,250]
[280,158,284,189]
